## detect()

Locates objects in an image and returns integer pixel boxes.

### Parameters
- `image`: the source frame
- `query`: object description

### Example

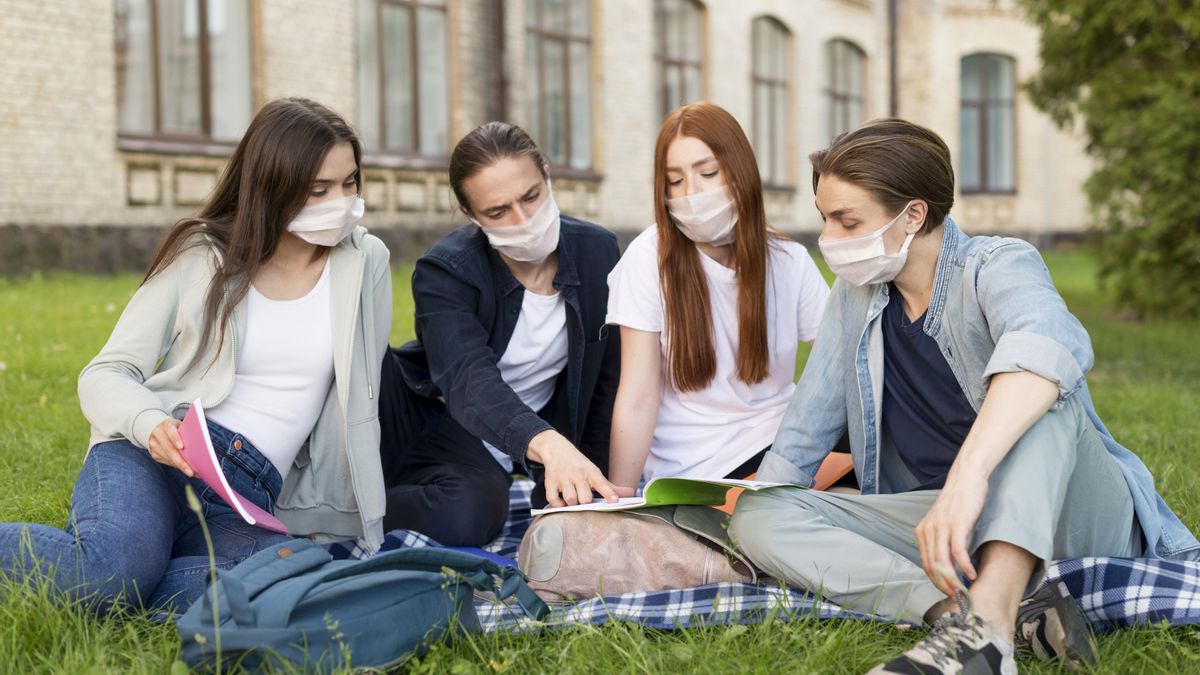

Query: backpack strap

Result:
[393,547,549,620]
[198,540,332,628]
[237,540,333,598]
[254,546,549,628]
[200,569,256,627]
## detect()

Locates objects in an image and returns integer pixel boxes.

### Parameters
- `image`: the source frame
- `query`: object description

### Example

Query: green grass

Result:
[1,253,1198,673]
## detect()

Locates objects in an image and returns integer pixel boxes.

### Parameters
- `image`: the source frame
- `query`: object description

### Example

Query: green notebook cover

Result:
[531,477,786,515]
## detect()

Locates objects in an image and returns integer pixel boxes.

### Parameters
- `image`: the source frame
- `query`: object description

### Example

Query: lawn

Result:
[0,252,1198,673]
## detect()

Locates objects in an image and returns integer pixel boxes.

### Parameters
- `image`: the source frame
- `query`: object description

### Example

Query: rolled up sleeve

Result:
[976,241,1093,407]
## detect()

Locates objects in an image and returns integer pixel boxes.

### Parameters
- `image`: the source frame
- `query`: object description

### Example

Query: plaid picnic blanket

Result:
[327,480,1200,632]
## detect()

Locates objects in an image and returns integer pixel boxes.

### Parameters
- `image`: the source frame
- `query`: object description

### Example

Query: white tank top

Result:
[207,261,335,480]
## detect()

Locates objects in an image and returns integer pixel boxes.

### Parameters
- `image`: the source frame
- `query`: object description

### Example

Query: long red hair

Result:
[654,103,772,392]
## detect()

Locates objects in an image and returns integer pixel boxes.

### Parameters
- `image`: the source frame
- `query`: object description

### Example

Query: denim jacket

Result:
[394,216,621,472]
[760,218,1199,561]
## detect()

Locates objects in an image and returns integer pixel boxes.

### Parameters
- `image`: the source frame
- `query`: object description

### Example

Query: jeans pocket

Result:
[201,520,260,564]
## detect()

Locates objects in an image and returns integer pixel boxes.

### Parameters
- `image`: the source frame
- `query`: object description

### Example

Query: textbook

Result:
[179,399,290,535]
[530,477,786,516]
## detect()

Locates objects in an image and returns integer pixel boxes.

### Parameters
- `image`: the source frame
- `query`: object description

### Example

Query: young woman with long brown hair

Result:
[607,103,830,488]
[0,98,392,614]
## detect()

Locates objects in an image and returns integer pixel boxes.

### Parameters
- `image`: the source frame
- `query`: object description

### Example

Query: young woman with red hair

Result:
[607,103,831,488]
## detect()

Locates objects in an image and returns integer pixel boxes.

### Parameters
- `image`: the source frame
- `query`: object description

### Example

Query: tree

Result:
[1020,0,1200,317]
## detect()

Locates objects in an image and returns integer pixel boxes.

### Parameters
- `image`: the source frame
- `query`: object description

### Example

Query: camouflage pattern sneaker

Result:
[1016,581,1098,669]
[867,591,1017,675]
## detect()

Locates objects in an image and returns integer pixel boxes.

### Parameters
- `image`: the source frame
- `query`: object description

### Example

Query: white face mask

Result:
[818,202,916,286]
[666,185,738,245]
[287,195,364,247]
[474,183,561,263]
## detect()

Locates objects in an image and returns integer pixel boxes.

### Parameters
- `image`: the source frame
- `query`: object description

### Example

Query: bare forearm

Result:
[608,397,657,488]
[948,370,1059,483]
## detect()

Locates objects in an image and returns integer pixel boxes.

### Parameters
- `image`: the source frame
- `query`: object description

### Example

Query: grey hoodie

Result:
[78,226,392,551]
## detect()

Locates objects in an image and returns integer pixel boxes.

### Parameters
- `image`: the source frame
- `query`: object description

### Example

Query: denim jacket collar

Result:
[862,217,968,336]
[924,217,967,337]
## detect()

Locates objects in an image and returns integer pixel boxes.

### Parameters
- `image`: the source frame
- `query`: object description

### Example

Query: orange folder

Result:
[715,452,855,515]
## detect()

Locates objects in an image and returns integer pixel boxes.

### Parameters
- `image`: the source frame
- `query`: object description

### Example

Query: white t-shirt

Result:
[606,226,830,482]
[207,261,335,481]
[481,290,569,472]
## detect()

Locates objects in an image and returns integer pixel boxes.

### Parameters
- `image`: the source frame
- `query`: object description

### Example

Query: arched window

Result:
[656,0,706,119]
[356,0,450,157]
[826,38,866,140]
[526,0,594,169]
[751,17,792,185]
[960,53,1016,193]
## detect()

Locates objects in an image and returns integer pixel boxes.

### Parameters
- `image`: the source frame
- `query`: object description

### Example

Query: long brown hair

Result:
[143,97,362,368]
[653,103,772,392]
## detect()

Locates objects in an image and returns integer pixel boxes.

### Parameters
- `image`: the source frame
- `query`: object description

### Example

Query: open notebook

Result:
[530,477,786,516]
[179,399,289,535]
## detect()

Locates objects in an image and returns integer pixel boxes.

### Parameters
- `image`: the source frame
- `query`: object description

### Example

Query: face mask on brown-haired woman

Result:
[286,195,365,247]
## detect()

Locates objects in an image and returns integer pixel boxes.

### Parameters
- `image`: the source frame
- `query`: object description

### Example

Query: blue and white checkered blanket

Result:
[327,480,1200,632]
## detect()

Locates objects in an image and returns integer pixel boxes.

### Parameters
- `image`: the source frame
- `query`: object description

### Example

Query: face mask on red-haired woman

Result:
[666,185,738,245]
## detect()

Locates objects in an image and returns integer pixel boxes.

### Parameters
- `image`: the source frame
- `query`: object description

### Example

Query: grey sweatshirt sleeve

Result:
[77,260,184,449]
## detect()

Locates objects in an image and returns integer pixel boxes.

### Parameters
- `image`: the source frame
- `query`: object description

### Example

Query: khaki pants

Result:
[730,397,1142,624]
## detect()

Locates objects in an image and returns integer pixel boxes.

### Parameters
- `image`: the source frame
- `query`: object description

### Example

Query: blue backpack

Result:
[176,539,549,672]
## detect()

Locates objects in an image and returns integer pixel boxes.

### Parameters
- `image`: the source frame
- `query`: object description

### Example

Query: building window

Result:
[357,0,450,157]
[525,0,593,170]
[655,0,705,120]
[826,38,866,140]
[960,53,1016,193]
[751,17,791,186]
[114,0,253,142]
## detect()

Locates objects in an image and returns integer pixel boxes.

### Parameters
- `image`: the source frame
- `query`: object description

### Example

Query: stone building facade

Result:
[0,0,1092,273]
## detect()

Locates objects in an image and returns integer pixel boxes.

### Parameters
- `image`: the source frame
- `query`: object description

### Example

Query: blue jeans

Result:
[0,420,289,614]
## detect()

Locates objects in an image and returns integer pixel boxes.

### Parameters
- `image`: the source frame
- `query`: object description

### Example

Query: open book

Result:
[530,477,786,516]
[179,399,290,535]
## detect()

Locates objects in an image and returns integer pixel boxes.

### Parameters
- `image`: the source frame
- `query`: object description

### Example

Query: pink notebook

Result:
[179,399,289,535]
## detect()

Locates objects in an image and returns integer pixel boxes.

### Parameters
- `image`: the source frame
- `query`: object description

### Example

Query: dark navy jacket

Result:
[394,216,621,473]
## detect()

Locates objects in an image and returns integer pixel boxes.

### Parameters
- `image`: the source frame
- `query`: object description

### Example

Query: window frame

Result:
[960,52,1017,195]
[361,0,451,161]
[825,38,867,142]
[525,0,595,173]
[750,16,794,189]
[114,0,253,152]
[654,0,707,121]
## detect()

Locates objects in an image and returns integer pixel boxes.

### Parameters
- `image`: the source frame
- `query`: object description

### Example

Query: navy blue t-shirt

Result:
[881,285,978,490]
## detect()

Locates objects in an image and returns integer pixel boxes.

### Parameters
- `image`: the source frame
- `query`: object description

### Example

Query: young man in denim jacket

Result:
[730,119,1199,675]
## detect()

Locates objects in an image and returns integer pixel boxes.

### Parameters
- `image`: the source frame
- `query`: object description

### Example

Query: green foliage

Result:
[1020,0,1200,317]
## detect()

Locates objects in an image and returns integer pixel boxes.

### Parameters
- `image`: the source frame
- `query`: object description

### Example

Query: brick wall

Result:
[0,0,1097,274]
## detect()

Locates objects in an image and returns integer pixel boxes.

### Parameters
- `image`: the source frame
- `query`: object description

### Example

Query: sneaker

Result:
[1016,581,1098,669]
[868,590,1017,675]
